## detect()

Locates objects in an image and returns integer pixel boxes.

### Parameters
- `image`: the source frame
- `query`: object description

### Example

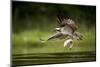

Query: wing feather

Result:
[47,32,62,40]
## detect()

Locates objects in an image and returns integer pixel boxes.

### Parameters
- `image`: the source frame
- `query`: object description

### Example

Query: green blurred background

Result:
[12,1,96,65]
[11,1,96,66]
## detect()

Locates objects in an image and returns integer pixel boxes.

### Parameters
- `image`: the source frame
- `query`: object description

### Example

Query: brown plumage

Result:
[41,15,83,48]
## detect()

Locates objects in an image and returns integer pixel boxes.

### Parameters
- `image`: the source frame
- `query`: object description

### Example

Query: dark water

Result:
[12,51,96,66]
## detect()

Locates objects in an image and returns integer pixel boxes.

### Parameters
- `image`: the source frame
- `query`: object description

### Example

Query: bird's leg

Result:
[73,31,83,40]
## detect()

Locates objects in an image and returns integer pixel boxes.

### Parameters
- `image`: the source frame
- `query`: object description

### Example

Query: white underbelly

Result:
[60,26,73,36]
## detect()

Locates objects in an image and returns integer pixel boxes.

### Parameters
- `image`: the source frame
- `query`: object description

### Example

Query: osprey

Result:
[41,16,83,48]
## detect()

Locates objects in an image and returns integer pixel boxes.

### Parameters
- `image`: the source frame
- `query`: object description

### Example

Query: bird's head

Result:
[54,28,61,32]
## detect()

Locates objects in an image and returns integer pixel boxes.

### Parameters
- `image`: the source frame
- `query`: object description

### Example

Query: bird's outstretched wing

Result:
[62,19,77,31]
[57,16,78,32]
[39,32,62,43]
[47,32,62,40]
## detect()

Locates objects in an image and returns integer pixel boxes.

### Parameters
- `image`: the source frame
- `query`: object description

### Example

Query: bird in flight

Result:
[40,15,83,48]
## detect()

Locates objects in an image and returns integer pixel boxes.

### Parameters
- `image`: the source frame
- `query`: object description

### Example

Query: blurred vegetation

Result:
[12,1,96,54]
